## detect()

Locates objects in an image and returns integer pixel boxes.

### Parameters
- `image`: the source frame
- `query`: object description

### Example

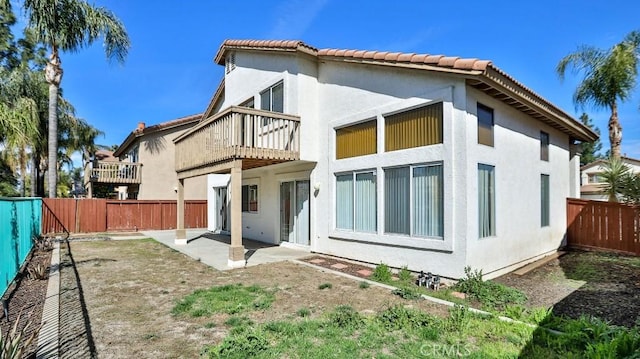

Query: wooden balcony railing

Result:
[174,106,301,173]
[90,161,141,184]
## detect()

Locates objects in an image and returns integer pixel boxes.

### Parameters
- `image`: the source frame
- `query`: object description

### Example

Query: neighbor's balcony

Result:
[90,161,141,184]
[175,106,300,173]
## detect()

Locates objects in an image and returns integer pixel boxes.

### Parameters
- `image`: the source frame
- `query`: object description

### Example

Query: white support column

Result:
[228,160,245,267]
[175,178,187,245]
[569,142,582,199]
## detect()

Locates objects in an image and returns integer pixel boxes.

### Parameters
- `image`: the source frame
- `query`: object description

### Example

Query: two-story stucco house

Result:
[173,40,597,279]
[86,114,208,200]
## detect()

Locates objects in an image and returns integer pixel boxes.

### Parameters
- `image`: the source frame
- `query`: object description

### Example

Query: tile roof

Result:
[213,39,599,143]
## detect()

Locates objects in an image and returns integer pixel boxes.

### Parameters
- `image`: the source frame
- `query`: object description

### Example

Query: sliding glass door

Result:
[280,180,310,246]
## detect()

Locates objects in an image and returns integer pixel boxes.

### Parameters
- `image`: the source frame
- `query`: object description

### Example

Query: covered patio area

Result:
[144,229,309,270]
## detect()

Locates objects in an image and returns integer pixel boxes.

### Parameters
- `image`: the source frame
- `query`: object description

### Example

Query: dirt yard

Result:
[64,239,450,358]
[494,250,640,327]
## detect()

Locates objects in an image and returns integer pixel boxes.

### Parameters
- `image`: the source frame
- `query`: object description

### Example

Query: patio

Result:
[142,229,310,270]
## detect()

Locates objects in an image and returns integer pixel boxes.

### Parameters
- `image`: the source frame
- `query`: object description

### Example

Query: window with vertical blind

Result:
[541,174,550,227]
[540,131,549,161]
[384,163,443,238]
[478,164,495,238]
[336,120,377,159]
[384,102,443,152]
[477,103,494,146]
[335,171,377,232]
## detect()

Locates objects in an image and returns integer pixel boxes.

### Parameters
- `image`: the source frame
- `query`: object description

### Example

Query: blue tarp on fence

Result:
[0,198,42,297]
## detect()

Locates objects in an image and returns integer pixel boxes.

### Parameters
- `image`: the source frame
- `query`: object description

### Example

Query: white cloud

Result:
[267,0,329,39]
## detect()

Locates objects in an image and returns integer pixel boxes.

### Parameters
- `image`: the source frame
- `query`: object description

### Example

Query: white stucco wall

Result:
[464,88,571,278]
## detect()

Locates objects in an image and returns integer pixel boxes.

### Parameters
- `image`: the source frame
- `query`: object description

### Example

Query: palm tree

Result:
[557,30,640,159]
[600,157,630,202]
[23,0,130,197]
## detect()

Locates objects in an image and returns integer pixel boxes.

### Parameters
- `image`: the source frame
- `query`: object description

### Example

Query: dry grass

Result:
[69,239,449,358]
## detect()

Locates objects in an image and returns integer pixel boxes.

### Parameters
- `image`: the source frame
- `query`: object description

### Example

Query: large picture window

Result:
[384,164,443,238]
[335,171,377,232]
[385,102,443,152]
[478,164,495,238]
[336,120,377,159]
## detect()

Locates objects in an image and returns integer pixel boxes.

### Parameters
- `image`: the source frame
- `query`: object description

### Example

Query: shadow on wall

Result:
[144,136,166,155]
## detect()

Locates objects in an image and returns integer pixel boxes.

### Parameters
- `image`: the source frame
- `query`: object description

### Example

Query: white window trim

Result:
[334,169,377,234]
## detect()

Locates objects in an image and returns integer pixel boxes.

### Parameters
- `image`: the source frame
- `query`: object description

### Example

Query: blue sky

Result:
[14,0,640,160]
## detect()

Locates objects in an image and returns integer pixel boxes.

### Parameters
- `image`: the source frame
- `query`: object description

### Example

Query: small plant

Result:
[172,284,275,317]
[318,283,332,290]
[455,266,527,310]
[328,305,364,329]
[27,263,48,280]
[202,329,269,358]
[224,316,254,328]
[204,322,216,329]
[447,304,471,331]
[371,263,393,283]
[0,312,42,359]
[398,266,413,282]
[32,235,53,252]
[392,287,422,300]
[377,305,436,331]
[358,281,370,289]
[296,307,311,317]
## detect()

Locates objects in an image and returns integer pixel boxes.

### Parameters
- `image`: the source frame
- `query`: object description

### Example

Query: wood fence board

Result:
[567,198,640,256]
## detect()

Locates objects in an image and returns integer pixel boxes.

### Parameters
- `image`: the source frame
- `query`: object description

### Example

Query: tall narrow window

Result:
[477,103,494,147]
[540,131,549,161]
[385,102,443,152]
[384,164,444,238]
[335,171,376,232]
[541,174,550,227]
[336,120,377,159]
[478,164,495,238]
[260,82,284,113]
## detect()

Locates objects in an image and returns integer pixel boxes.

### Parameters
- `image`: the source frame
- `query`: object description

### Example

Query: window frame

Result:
[541,174,550,227]
[477,103,494,147]
[259,81,284,113]
[335,119,377,159]
[242,184,259,213]
[383,162,444,239]
[335,170,377,233]
[540,131,549,161]
[478,163,496,238]
[384,101,443,152]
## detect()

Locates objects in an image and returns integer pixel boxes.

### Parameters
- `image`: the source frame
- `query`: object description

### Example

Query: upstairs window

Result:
[385,102,443,152]
[260,82,284,113]
[336,120,377,159]
[240,97,254,108]
[477,103,494,147]
[540,131,549,161]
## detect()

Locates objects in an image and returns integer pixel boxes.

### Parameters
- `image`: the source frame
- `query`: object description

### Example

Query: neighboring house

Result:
[85,114,208,200]
[580,156,640,200]
[172,40,597,278]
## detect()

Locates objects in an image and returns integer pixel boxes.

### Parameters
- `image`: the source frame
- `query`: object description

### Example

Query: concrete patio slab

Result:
[142,229,310,270]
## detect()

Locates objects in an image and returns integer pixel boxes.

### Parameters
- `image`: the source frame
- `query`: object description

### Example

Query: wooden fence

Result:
[42,198,207,234]
[566,198,640,256]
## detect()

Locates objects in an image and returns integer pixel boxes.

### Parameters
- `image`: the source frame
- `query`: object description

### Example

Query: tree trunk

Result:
[30,155,37,197]
[609,102,622,159]
[45,48,63,198]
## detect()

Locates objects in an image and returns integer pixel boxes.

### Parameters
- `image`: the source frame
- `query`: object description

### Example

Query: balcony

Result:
[174,106,301,175]
[90,161,141,184]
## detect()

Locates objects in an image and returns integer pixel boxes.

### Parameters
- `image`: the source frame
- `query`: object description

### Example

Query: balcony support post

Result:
[175,178,187,245]
[228,160,245,268]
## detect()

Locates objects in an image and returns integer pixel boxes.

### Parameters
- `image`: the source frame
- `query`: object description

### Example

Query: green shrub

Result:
[297,307,311,317]
[377,305,437,331]
[371,263,393,283]
[0,312,41,359]
[328,305,364,329]
[398,266,413,282]
[203,329,269,359]
[318,283,332,290]
[455,266,527,310]
[224,316,254,328]
[447,304,471,331]
[392,287,422,300]
[359,281,370,289]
